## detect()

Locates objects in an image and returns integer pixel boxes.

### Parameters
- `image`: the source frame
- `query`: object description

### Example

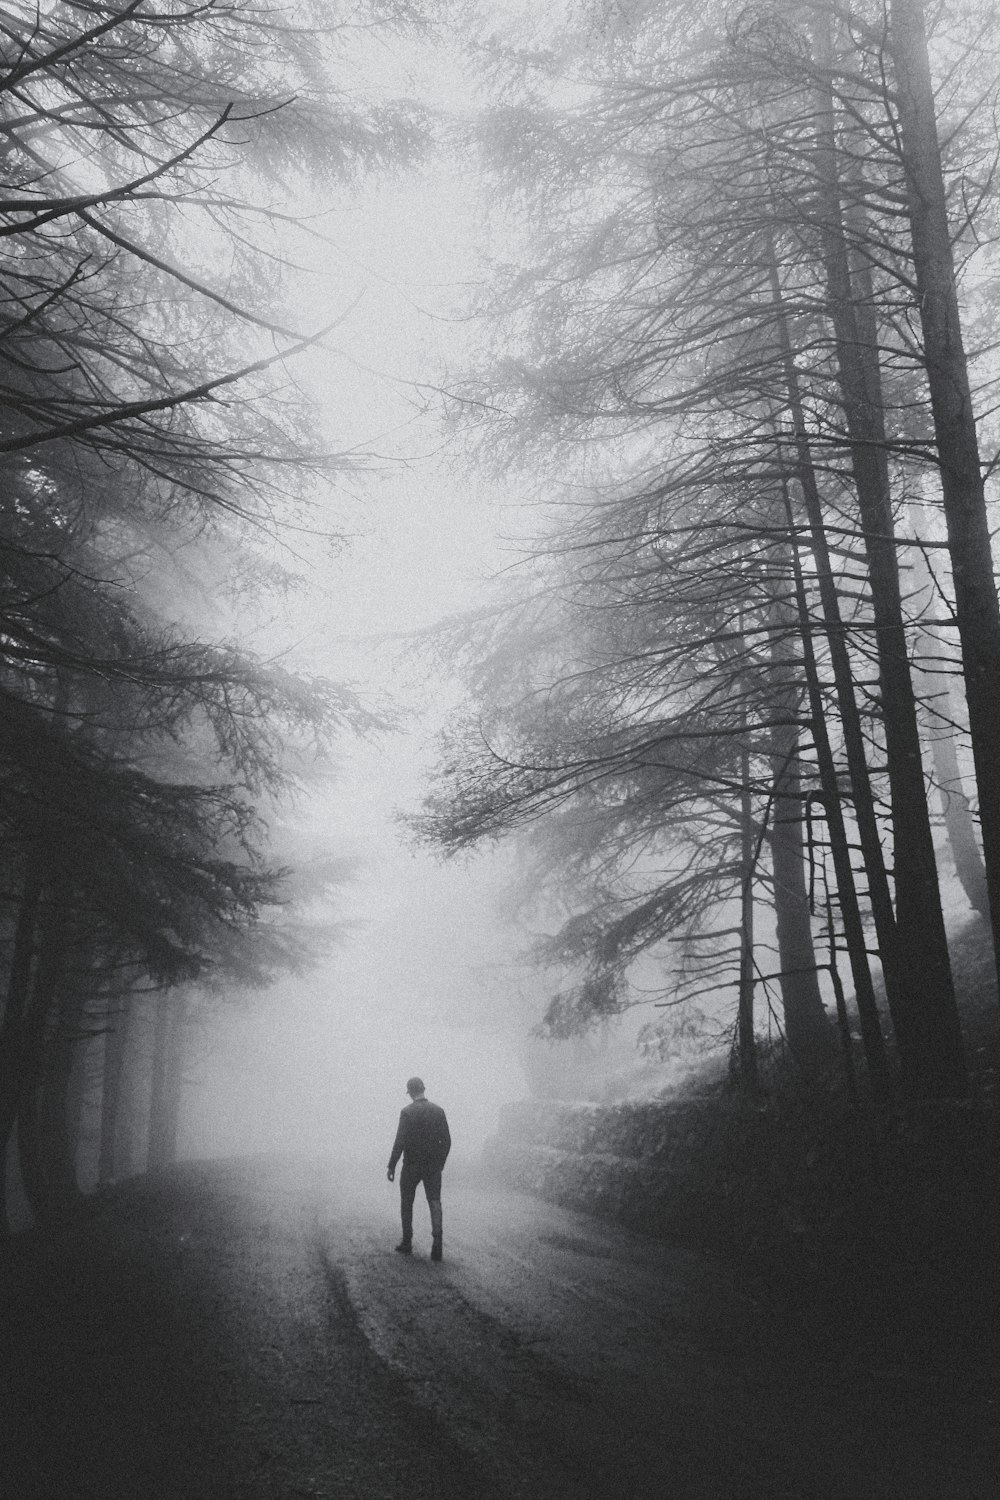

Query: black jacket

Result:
[388,1097,451,1173]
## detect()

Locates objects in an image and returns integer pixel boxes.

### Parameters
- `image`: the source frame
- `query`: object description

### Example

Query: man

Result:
[386,1077,451,1261]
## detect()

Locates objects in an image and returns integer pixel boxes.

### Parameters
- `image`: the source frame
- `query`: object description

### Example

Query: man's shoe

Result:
[430,1238,443,1262]
[395,1241,412,1254]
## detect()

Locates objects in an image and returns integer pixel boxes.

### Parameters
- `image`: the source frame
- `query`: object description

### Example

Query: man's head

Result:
[406,1076,426,1099]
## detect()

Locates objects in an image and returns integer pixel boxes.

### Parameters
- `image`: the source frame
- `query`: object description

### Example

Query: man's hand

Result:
[386,1167,395,1183]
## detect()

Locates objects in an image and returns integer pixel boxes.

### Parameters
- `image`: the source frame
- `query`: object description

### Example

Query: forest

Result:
[2,3,1000,1495]
[418,0,1000,1121]
[0,0,998,1297]
[0,0,414,1232]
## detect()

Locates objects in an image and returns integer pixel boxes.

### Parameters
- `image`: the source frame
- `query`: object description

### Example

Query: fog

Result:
[171,41,540,1173]
[181,787,536,1166]
[126,11,983,1179]
[4,9,996,1496]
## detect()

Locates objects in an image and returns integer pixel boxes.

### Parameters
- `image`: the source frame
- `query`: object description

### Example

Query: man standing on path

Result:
[387,1077,451,1261]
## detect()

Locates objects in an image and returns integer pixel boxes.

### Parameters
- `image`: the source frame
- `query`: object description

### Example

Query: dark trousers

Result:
[399,1161,443,1244]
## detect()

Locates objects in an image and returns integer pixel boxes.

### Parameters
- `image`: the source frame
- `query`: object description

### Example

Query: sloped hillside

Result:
[486,916,1000,1353]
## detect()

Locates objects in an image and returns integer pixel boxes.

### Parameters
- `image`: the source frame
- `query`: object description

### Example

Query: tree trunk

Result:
[810,45,965,1097]
[824,890,859,1106]
[161,994,188,1167]
[737,740,759,1096]
[769,279,896,1100]
[769,728,837,1064]
[98,996,132,1186]
[36,979,86,1215]
[770,264,899,965]
[779,471,892,1102]
[890,0,1000,995]
[0,863,43,1171]
[119,995,155,1178]
[147,994,187,1171]
[767,587,837,1068]
[908,537,989,918]
[930,723,989,918]
[16,885,71,1226]
[147,995,172,1171]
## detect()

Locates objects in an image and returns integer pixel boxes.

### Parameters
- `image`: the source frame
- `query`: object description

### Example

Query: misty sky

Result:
[184,27,535,1165]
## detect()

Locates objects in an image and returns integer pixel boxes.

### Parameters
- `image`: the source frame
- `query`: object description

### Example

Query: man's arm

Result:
[387,1110,407,1180]
[439,1111,451,1167]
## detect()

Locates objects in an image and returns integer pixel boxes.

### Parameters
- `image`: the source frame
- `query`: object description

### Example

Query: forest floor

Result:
[1,1156,997,1499]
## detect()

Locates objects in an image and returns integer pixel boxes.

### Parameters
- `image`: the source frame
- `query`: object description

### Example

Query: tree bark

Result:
[890,0,1000,994]
[769,272,898,1096]
[769,725,837,1064]
[147,994,187,1171]
[36,977,86,1214]
[147,995,172,1171]
[810,42,965,1097]
[16,886,71,1226]
[161,994,188,1167]
[825,890,859,1106]
[98,996,132,1185]
[908,537,989,918]
[767,588,837,1067]
[0,863,43,1172]
[779,470,892,1102]
[932,725,989,918]
[737,739,759,1095]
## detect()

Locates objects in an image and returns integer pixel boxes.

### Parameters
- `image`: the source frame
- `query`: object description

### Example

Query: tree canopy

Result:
[419,0,1000,1107]
[0,0,415,1228]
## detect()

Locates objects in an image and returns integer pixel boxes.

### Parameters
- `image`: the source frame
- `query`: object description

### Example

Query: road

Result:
[1,1158,993,1498]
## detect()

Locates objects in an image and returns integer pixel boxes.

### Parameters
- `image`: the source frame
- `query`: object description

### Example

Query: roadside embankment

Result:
[483,1085,1000,1362]
[484,1089,867,1251]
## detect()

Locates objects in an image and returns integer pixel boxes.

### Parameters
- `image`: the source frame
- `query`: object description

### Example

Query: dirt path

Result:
[0,1158,994,1498]
[327,1167,993,1499]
